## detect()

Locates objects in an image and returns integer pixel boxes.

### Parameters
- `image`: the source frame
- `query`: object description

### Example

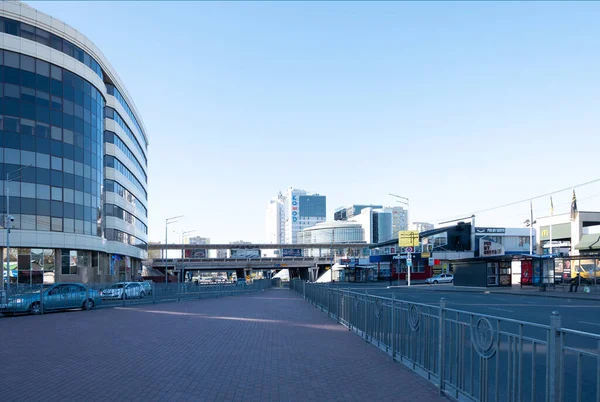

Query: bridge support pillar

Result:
[236,268,244,281]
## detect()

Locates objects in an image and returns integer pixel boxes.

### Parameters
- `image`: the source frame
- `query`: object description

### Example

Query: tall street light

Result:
[164,215,183,284]
[176,229,196,282]
[3,164,33,291]
[389,194,410,286]
[389,193,410,226]
[180,229,196,282]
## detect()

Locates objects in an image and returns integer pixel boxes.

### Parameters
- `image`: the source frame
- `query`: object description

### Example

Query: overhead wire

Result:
[428,178,600,224]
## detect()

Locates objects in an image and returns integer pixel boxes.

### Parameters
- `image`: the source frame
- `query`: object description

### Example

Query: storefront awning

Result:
[575,234,600,251]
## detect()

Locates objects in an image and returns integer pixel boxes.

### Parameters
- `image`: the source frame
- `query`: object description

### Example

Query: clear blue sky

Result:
[29,1,600,243]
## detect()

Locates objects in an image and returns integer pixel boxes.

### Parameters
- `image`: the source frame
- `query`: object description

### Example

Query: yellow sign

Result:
[422,252,431,258]
[399,230,420,247]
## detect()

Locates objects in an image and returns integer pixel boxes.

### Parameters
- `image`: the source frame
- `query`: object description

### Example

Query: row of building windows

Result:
[1,181,99,209]
[104,156,147,199]
[106,84,147,146]
[3,213,100,237]
[4,249,138,280]
[0,162,101,198]
[0,79,103,138]
[104,179,147,217]
[104,131,147,183]
[105,228,147,250]
[1,149,102,182]
[1,51,104,111]
[1,129,102,171]
[104,203,148,234]
[0,17,103,79]
[2,196,98,223]
[105,107,147,164]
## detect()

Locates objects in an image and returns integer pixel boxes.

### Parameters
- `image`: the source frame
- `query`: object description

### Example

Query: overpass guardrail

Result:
[0,280,271,317]
[290,279,600,402]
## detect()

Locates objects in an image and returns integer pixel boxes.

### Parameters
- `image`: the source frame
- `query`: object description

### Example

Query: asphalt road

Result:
[329,283,600,333]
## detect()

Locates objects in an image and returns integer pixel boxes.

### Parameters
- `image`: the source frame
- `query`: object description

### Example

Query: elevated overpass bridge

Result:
[150,256,338,282]
[150,243,373,252]
[152,257,331,270]
[147,243,373,281]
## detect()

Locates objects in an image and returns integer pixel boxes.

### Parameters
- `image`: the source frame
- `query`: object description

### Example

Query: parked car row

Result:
[1,281,155,316]
[0,283,102,315]
[100,282,149,300]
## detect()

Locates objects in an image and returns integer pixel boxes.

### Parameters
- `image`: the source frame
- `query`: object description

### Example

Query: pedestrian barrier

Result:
[0,280,271,316]
[290,279,600,402]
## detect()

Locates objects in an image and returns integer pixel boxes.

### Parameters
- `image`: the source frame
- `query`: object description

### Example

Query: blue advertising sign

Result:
[282,248,302,257]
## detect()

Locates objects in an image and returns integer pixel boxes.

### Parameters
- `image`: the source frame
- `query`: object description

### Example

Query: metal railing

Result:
[0,280,271,316]
[290,279,600,402]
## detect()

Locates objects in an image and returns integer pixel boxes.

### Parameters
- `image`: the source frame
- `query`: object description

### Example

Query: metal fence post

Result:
[391,293,395,360]
[152,283,157,304]
[86,285,90,309]
[364,290,369,342]
[548,311,561,402]
[438,297,447,395]
[303,280,306,300]
[40,283,44,314]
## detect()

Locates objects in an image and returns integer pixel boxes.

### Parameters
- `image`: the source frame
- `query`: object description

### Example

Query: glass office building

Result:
[297,221,365,257]
[0,2,148,284]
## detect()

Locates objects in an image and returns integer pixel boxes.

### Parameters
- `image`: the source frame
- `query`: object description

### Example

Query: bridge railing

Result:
[290,279,600,402]
[0,280,271,316]
[154,257,332,264]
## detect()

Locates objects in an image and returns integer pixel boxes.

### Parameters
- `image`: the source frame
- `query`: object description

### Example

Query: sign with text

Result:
[479,238,505,257]
[475,228,506,234]
[399,230,420,247]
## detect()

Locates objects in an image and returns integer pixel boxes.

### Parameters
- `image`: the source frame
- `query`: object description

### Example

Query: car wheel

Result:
[450,279,453,283]
[29,302,42,315]
[139,291,145,299]
[82,299,95,310]
[433,280,438,284]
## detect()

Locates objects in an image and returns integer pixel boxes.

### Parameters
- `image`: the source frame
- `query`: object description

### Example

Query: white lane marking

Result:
[578,321,600,327]
[488,307,514,313]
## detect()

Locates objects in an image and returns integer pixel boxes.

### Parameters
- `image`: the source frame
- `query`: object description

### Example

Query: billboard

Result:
[282,248,302,257]
[229,249,261,258]
[479,239,505,257]
[184,249,207,259]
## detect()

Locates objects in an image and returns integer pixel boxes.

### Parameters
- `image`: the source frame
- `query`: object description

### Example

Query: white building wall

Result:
[351,208,373,243]
[385,206,408,237]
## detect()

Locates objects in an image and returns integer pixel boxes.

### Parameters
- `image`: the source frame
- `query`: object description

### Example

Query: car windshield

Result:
[107,284,125,289]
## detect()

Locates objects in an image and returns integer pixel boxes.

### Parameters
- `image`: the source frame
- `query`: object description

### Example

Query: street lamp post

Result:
[164,215,183,284]
[389,194,410,286]
[3,165,33,291]
[176,229,195,282]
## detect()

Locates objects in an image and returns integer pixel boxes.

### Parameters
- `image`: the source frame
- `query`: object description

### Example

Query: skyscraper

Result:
[266,188,326,244]
[265,192,284,244]
[388,206,408,237]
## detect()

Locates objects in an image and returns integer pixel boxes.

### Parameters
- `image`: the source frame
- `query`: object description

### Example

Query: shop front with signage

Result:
[453,256,515,287]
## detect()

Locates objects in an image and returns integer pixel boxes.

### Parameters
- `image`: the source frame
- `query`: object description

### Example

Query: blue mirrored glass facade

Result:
[1,2,149,283]
[0,50,104,236]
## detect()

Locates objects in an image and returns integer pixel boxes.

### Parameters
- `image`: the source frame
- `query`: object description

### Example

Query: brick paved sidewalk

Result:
[0,289,446,402]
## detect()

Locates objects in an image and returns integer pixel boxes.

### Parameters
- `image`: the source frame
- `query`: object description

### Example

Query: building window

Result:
[61,249,77,275]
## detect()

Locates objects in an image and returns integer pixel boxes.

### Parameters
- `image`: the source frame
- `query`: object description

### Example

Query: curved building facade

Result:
[298,221,365,257]
[0,2,148,284]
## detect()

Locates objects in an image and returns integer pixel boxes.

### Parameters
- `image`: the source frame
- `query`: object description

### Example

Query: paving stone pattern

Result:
[0,289,446,401]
